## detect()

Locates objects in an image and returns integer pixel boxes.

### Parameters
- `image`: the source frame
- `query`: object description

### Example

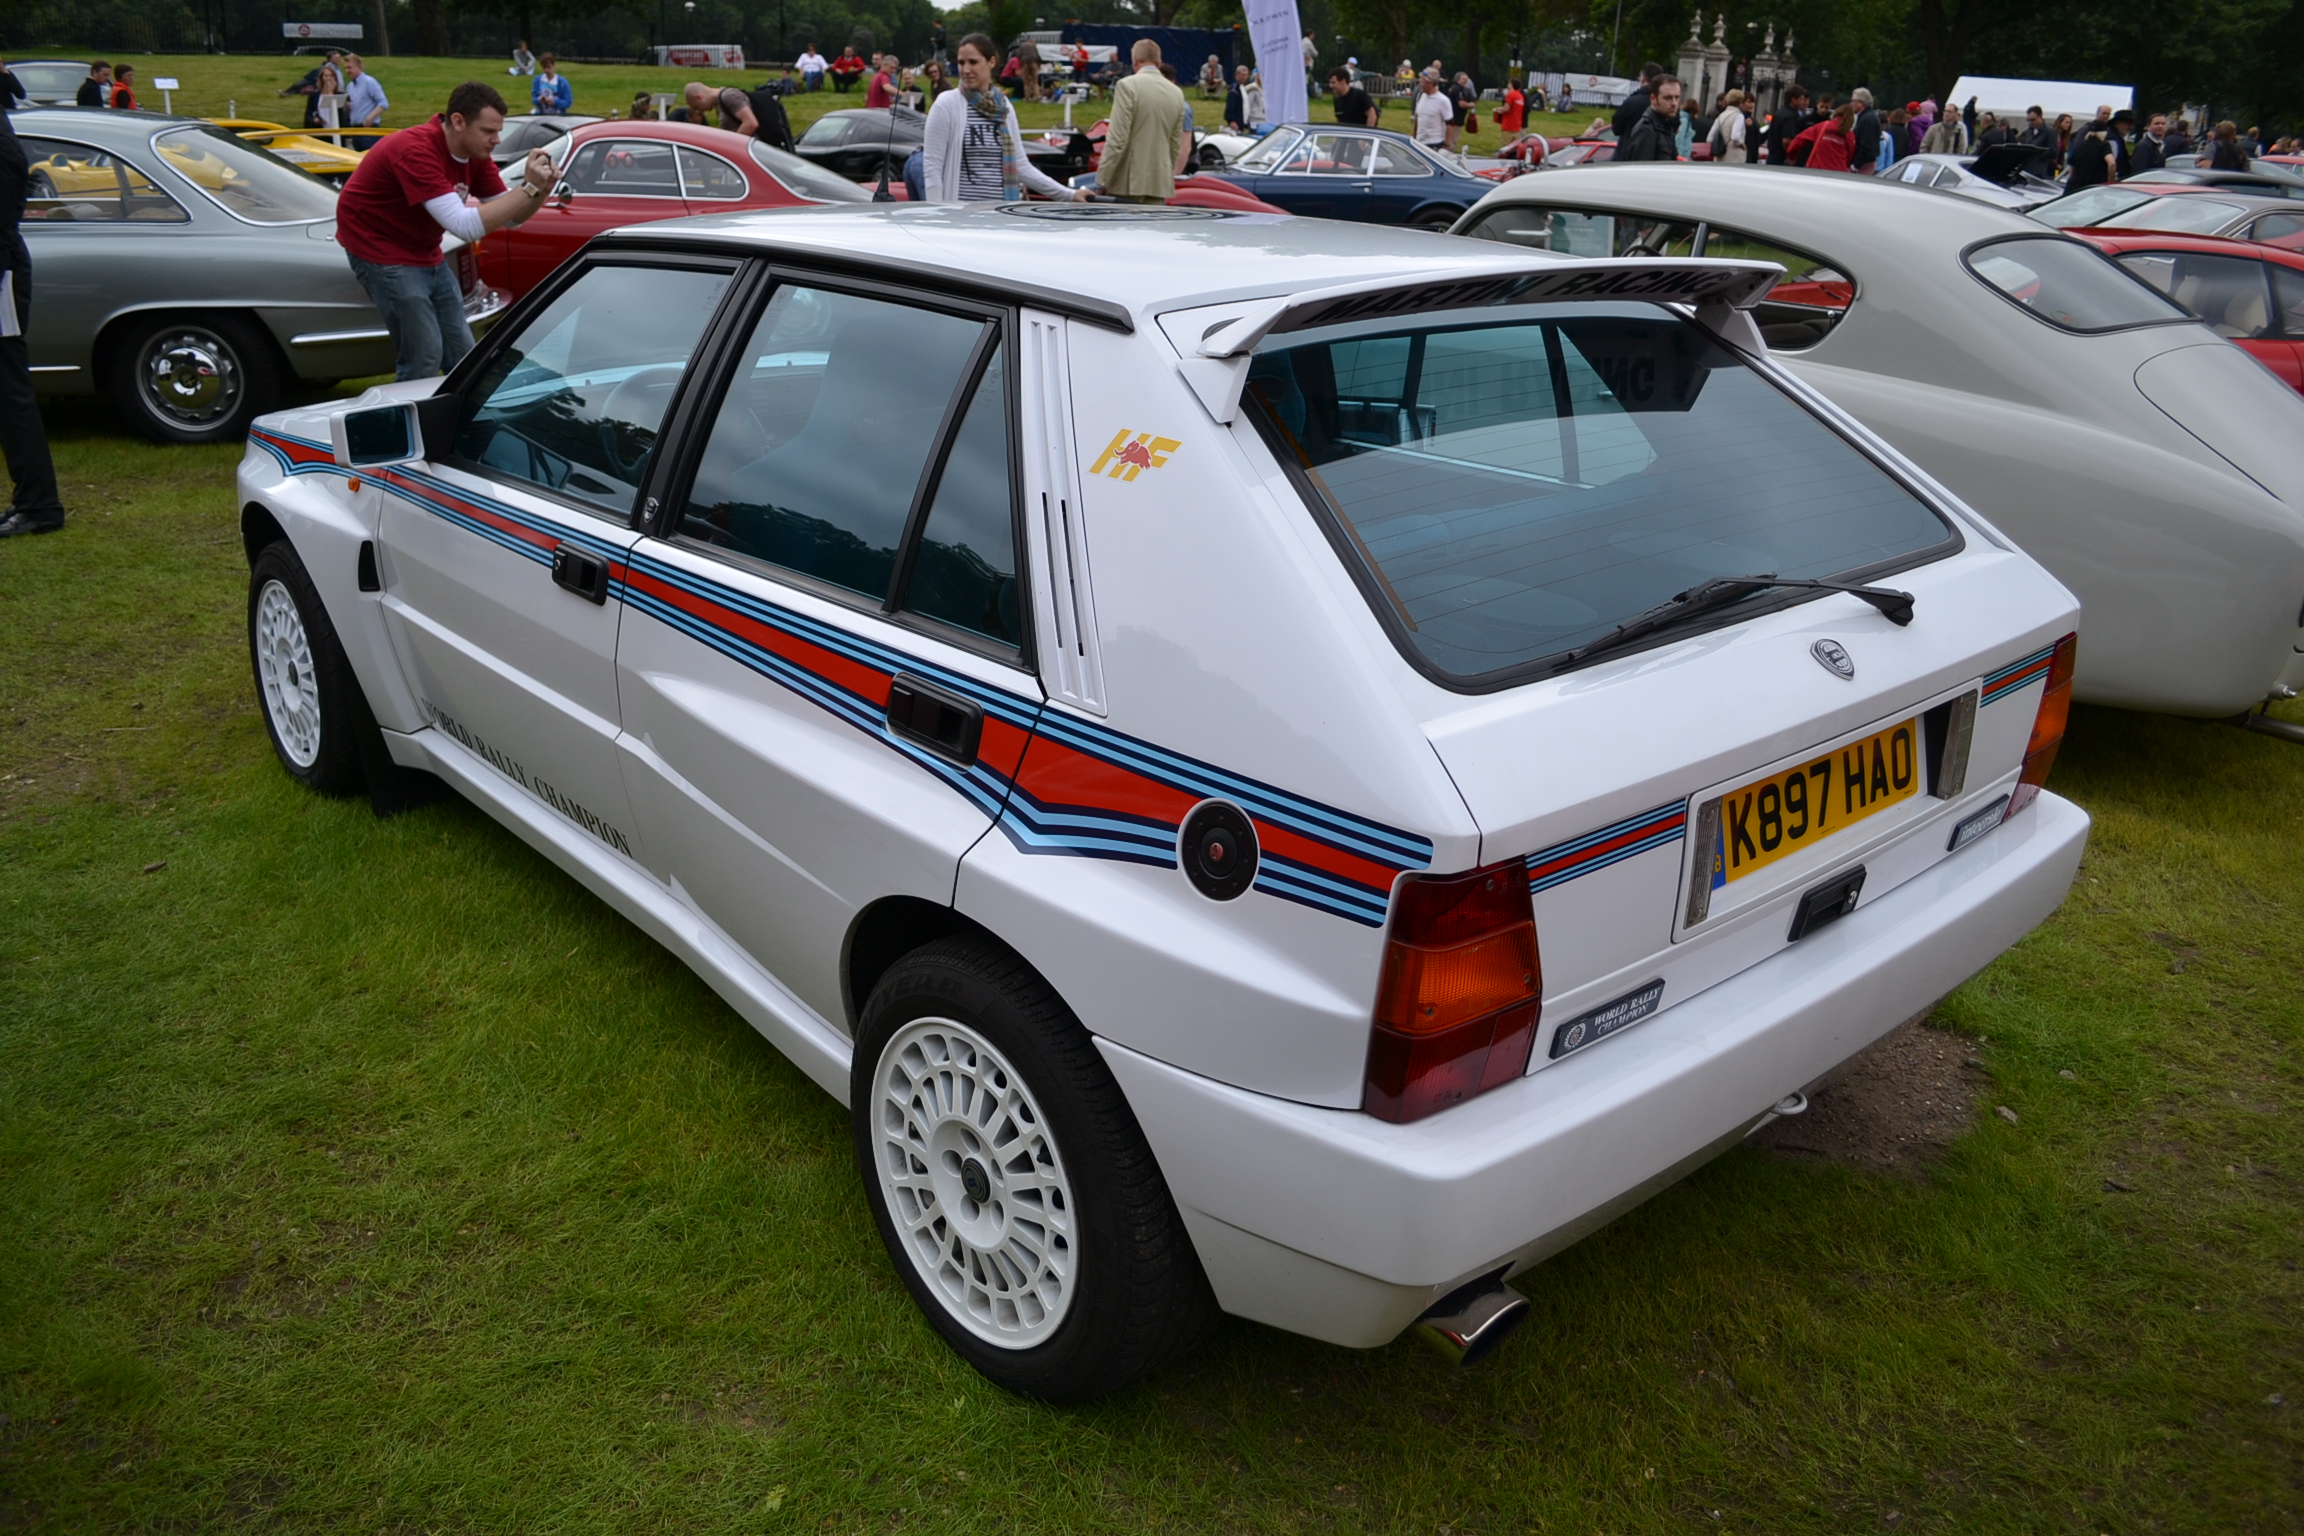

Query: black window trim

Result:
[643,262,1037,673]
[1238,301,1963,696]
[433,250,751,528]
[1961,232,2197,334]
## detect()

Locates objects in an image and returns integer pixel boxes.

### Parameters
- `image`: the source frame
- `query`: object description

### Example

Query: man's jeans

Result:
[347,254,474,381]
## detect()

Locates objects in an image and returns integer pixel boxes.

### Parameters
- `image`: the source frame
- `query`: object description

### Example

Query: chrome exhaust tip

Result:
[1412,1279,1531,1367]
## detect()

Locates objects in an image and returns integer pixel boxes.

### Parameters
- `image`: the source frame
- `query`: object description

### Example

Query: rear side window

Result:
[563,138,683,197]
[676,145,748,200]
[1244,304,1954,686]
[2116,251,2275,338]
[750,140,872,202]
[19,137,187,223]
[1964,236,2188,332]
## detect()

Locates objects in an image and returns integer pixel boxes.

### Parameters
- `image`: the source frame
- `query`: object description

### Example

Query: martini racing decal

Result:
[1525,801,1688,896]
[1980,642,2060,707]
[426,704,634,857]
[1089,429,1181,482]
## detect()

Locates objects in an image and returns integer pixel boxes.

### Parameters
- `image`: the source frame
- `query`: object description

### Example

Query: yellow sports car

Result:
[206,119,367,184]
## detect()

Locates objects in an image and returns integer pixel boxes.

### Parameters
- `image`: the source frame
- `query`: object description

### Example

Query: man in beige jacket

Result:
[1100,39,1186,202]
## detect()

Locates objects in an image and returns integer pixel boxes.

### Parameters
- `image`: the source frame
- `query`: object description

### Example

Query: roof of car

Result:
[2072,228,2304,265]
[567,118,760,146]
[607,202,1641,329]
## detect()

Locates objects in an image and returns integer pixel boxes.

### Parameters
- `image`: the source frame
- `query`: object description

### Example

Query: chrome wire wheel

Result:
[253,578,323,768]
[872,1017,1078,1349]
[135,323,242,431]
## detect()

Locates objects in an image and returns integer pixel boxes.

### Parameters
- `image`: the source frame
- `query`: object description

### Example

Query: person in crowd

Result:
[510,40,536,75]
[1530,79,1548,114]
[1972,111,2011,150]
[344,55,388,126]
[1614,62,1662,141]
[1225,65,1252,132]
[1618,75,1683,161]
[2075,103,2113,144]
[920,34,1075,203]
[2050,112,2074,171]
[0,108,64,540]
[108,64,138,111]
[1002,51,1026,97]
[1762,84,1811,163]
[916,57,949,102]
[629,89,655,120]
[2164,116,2193,156]
[1198,55,1222,97]
[865,53,896,109]
[1788,99,1859,170]
[2017,104,2054,154]
[75,60,110,107]
[1329,66,1374,127]
[1847,87,1880,171]
[831,47,865,92]
[1675,94,1697,159]
[1558,80,1573,113]
[1449,71,1479,153]
[1412,71,1452,153]
[302,62,345,128]
[1101,39,1186,202]
[1879,106,1908,170]
[530,53,571,114]
[1156,61,1199,177]
[797,46,827,91]
[1919,107,1965,154]
[1908,98,1934,143]
[681,78,793,150]
[1072,42,1091,89]
[2207,119,2251,170]
[2131,113,2171,174]
[336,81,554,380]
[2066,118,2117,188]
[1303,32,1319,95]
[1242,69,1264,127]
[1500,77,1526,137]
[1708,89,1744,161]
[1014,34,1040,102]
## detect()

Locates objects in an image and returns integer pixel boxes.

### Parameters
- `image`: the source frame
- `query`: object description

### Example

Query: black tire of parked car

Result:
[852,935,1216,1402]
[247,541,369,797]
[1409,205,1461,231]
[107,312,281,446]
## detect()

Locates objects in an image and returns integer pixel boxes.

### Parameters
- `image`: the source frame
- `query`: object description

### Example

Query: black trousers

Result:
[0,257,60,523]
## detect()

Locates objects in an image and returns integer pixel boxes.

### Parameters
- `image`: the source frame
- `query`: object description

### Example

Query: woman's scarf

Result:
[963,86,1022,198]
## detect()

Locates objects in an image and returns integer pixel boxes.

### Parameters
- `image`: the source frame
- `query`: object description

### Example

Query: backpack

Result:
[747,85,796,152]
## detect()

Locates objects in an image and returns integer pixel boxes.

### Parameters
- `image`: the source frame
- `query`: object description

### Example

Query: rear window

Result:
[2113,196,2250,235]
[751,139,872,202]
[2029,185,2151,228]
[1963,236,2189,333]
[1243,303,1955,687]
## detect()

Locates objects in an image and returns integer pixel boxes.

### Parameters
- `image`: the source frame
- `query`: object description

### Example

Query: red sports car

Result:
[2072,227,2304,391]
[476,119,867,299]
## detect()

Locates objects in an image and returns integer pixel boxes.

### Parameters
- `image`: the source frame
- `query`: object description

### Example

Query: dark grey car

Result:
[13,108,508,443]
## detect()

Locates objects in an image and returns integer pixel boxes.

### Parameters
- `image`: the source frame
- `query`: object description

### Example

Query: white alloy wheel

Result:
[253,578,323,768]
[872,1017,1078,1348]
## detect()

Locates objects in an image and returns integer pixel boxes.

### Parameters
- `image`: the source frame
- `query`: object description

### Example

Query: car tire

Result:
[107,312,280,445]
[247,541,367,797]
[853,935,1214,1402]
[1409,206,1460,231]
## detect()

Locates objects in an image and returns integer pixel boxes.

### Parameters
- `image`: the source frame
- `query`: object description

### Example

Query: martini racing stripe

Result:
[1526,802,1688,896]
[1981,642,2060,708]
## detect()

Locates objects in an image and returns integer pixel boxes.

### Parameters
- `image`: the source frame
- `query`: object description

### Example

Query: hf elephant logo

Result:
[1090,429,1181,482]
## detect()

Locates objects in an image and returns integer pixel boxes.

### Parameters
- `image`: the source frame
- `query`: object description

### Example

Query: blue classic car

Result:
[1201,125,1486,229]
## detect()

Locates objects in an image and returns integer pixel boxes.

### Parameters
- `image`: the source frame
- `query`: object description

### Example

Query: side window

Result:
[2156,252,2274,338]
[2116,252,2179,297]
[453,262,731,515]
[677,285,989,608]
[901,345,1022,646]
[563,138,683,197]
[2274,265,2304,338]
[677,145,748,200]
[2252,213,2304,251]
[19,138,188,223]
[1368,139,1426,176]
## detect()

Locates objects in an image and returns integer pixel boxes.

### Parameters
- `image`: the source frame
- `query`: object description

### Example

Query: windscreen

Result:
[152,124,341,223]
[1231,127,1303,172]
[1964,235,2190,331]
[1245,304,1954,684]
[2030,185,2150,228]
[2112,196,2250,235]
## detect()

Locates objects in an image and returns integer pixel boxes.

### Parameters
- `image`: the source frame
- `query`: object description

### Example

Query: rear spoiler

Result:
[1161,256,1784,422]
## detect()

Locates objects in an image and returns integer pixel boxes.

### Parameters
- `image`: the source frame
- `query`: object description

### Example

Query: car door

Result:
[614,275,1042,1025]
[511,136,692,293]
[2116,248,2298,388]
[377,255,741,865]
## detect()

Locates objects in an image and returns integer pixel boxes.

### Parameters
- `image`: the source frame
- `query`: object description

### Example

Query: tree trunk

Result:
[368,0,391,56]
[411,0,451,56]
[1461,10,1483,86]
[1918,0,1992,108]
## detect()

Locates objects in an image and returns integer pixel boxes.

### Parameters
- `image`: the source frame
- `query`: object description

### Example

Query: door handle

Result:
[885,674,983,766]
[551,544,610,604]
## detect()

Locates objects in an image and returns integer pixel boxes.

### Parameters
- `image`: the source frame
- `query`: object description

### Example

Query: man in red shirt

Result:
[335,81,556,379]
[865,53,896,109]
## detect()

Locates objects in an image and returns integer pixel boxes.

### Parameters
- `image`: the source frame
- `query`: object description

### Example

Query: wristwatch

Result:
[520,179,544,198]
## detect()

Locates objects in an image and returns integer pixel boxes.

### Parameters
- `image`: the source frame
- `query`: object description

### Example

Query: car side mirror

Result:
[331,402,420,468]
[552,180,575,203]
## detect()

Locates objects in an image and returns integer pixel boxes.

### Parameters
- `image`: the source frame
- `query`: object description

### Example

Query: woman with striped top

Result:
[923,35,1079,204]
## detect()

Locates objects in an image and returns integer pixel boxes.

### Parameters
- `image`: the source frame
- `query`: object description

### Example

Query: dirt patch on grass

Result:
[1751,1017,1988,1177]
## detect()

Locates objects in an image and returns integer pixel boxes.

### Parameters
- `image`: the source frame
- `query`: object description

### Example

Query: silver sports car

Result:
[1455,163,2304,719]
[13,108,506,443]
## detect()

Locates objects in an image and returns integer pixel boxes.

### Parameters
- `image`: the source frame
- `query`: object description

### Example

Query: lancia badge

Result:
[1812,639,1855,679]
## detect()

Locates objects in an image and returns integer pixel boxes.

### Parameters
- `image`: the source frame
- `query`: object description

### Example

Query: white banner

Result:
[1244,0,1306,126]
[283,22,363,39]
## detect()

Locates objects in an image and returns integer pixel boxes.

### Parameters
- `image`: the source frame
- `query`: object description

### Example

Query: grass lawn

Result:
[0,401,2299,1532]
[29,51,1591,159]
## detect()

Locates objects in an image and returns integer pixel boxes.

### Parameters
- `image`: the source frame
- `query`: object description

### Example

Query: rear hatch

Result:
[1230,289,2073,1065]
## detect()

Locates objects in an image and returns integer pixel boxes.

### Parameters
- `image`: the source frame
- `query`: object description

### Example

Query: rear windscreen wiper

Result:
[1557,573,1915,668]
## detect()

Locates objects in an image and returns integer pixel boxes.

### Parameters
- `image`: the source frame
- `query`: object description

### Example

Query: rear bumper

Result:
[1101,790,2089,1348]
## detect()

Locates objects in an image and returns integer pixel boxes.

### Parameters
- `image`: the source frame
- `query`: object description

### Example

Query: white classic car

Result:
[1457,163,2304,719]
[237,205,2088,1399]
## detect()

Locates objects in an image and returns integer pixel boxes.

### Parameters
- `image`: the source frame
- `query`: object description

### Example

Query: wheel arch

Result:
[843,895,1015,1037]
[241,500,289,569]
[91,306,294,396]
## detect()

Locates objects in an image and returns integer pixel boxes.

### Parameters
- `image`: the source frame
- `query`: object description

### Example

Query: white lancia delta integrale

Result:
[236,204,2088,1399]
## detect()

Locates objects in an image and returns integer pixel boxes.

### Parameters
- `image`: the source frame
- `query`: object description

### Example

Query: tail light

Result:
[2005,633,2077,821]
[1363,859,1541,1124]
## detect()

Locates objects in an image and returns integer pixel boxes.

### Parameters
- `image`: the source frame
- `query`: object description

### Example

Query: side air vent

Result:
[1019,311,1108,715]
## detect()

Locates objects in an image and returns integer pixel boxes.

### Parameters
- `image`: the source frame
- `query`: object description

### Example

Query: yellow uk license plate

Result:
[1705,718,1922,887]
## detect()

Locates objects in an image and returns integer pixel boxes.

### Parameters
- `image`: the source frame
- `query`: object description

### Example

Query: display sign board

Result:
[1244,0,1305,127]
[284,22,363,38]
[650,44,745,69]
